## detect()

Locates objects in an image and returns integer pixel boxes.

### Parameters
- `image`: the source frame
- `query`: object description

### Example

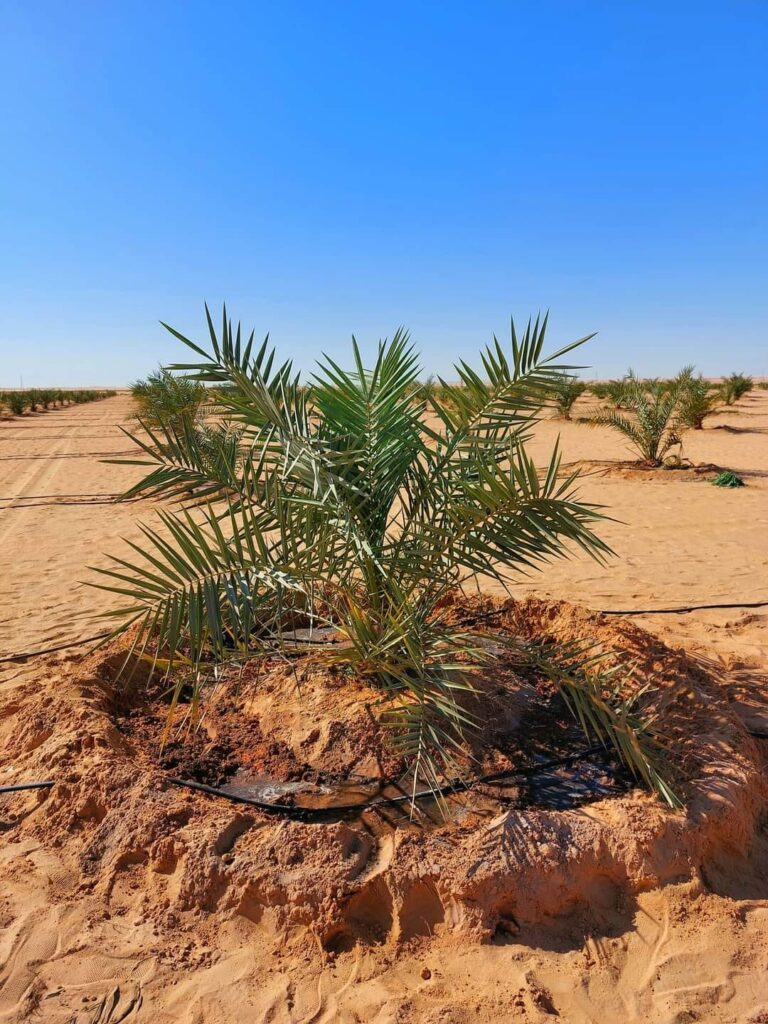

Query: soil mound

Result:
[566,458,729,481]
[1,597,765,954]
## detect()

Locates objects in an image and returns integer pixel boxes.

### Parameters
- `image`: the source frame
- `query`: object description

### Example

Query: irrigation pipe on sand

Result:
[3,598,767,665]
[0,632,112,664]
[0,782,54,794]
[166,744,609,820]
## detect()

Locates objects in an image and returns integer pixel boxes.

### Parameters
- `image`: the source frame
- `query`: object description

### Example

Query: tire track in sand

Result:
[0,396,147,668]
[0,420,89,546]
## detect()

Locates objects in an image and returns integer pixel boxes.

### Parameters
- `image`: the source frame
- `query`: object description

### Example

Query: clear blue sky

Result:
[1,1,766,386]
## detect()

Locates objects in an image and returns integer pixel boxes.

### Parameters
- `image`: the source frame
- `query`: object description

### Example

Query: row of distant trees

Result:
[129,363,762,472]
[0,388,116,416]
[548,368,758,465]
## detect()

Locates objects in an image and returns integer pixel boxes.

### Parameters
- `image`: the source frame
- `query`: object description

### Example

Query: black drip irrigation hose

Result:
[0,435,125,441]
[0,748,607,817]
[0,451,137,461]
[0,781,54,794]
[167,744,609,821]
[462,600,768,626]
[0,631,112,664]
[5,731,767,814]
[600,600,768,616]
[3,597,768,665]
[0,630,332,665]
[0,498,143,510]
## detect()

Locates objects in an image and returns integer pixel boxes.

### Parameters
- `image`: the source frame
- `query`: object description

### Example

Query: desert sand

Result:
[1,391,767,1023]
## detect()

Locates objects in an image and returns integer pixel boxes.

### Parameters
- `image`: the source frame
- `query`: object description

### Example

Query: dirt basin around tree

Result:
[2,596,765,965]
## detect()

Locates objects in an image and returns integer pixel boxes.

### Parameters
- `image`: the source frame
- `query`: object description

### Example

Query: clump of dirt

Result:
[0,596,765,952]
[159,737,238,787]
[111,655,410,789]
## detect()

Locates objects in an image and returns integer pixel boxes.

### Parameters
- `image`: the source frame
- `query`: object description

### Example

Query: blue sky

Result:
[1,1,766,386]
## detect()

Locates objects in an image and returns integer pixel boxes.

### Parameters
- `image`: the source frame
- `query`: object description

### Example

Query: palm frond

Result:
[500,634,680,807]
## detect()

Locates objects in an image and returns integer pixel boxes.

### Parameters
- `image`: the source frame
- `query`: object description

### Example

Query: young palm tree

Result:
[6,392,27,416]
[720,373,753,405]
[592,373,685,467]
[94,308,677,804]
[603,373,635,409]
[550,374,586,419]
[677,369,719,429]
[407,374,438,403]
[131,367,205,431]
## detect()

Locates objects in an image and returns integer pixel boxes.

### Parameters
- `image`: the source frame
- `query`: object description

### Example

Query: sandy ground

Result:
[1,391,767,1022]
[0,394,153,675]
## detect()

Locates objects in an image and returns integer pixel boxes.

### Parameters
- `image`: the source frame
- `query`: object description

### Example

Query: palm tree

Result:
[130,367,205,432]
[720,373,753,405]
[93,307,676,804]
[6,392,27,416]
[550,374,586,419]
[677,368,719,429]
[593,374,685,466]
[602,373,635,409]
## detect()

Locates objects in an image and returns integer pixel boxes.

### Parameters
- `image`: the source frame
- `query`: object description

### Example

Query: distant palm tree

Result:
[130,367,205,431]
[550,373,586,418]
[593,373,685,465]
[720,373,753,405]
[676,368,719,429]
